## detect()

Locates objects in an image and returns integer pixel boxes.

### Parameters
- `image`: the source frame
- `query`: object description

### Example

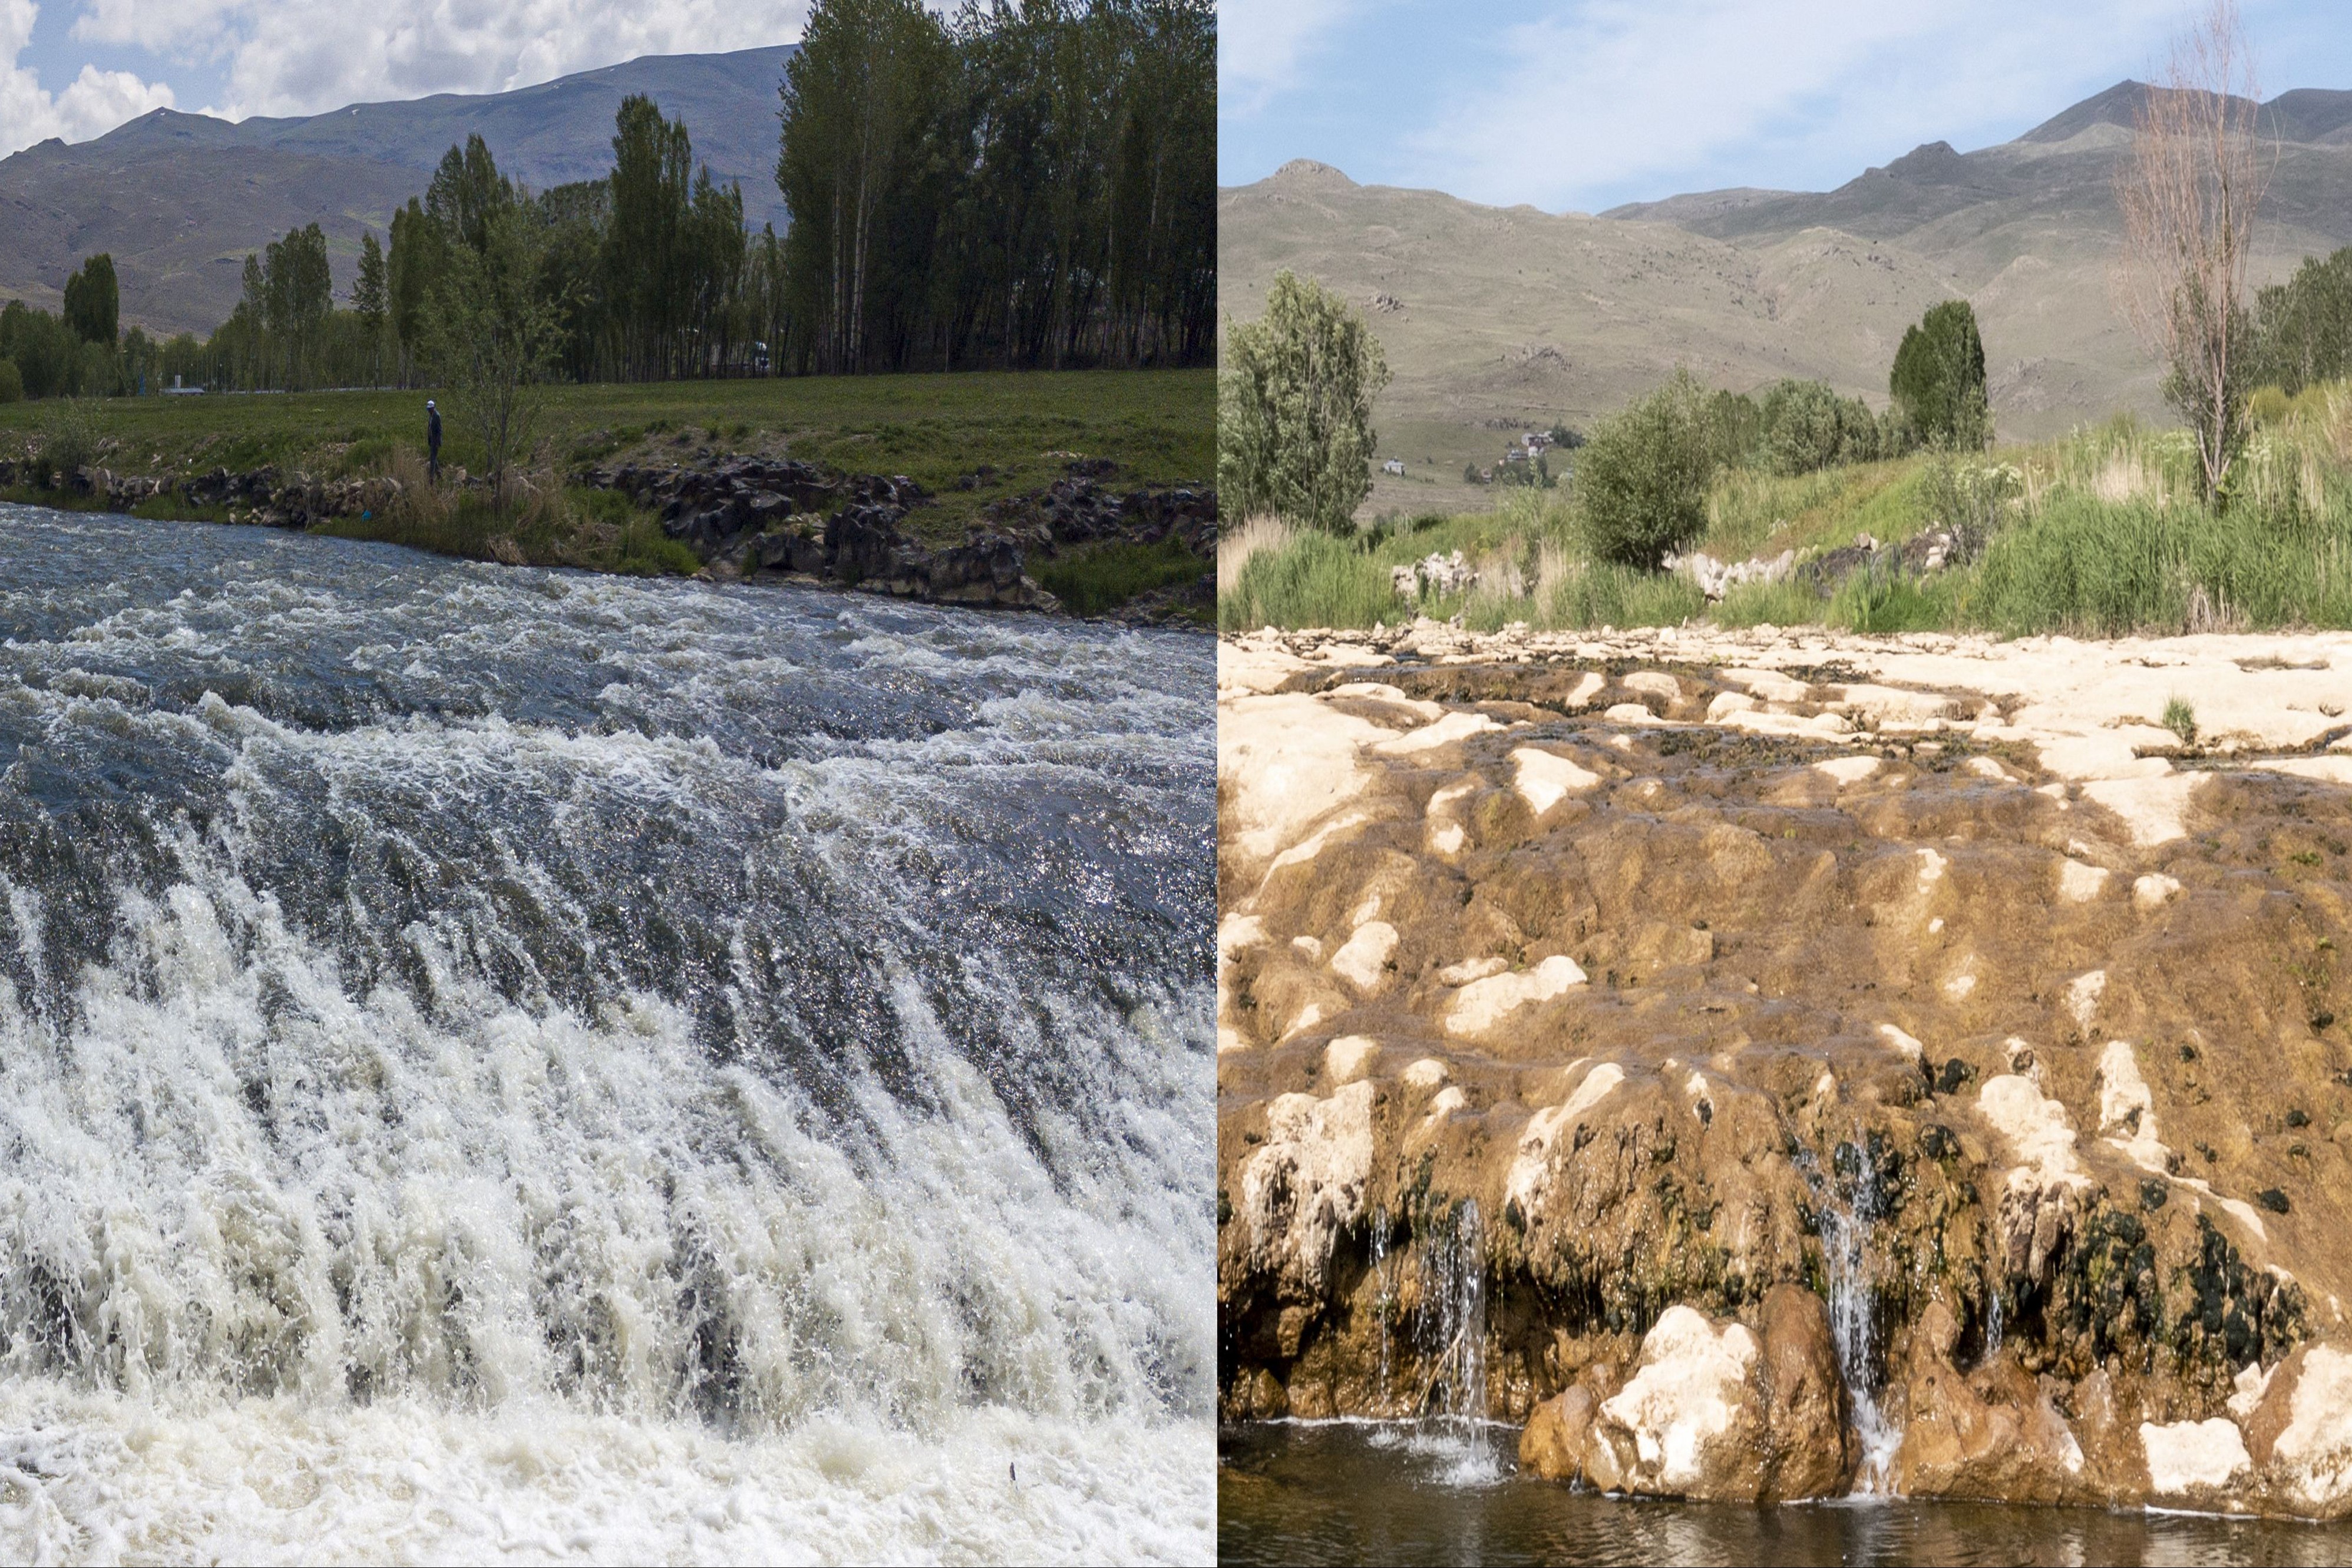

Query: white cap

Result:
[427,399,436,408]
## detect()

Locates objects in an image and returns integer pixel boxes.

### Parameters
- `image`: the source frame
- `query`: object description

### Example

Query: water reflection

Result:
[1220,1421,2352,1567]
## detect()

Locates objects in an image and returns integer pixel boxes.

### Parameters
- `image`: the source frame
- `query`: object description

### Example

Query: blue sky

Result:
[1220,0,2352,211]
[0,0,808,157]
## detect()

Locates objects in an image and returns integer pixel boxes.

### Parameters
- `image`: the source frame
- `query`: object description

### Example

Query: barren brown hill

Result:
[1219,82,2352,514]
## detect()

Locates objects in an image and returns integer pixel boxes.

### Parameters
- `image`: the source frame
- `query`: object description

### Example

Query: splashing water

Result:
[0,506,1214,1562]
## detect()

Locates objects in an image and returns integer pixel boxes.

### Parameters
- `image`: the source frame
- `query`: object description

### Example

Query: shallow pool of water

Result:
[1220,1421,2352,1566]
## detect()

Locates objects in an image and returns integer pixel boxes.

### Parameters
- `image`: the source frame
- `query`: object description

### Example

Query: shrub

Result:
[2163,696,2198,744]
[0,358,19,405]
[1577,368,1716,569]
[1760,379,1881,474]
[38,398,101,480]
[1918,456,2022,564]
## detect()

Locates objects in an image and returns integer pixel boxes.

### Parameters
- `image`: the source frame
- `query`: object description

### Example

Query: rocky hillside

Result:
[1218,81,2352,505]
[0,45,794,336]
[1218,622,2352,1514]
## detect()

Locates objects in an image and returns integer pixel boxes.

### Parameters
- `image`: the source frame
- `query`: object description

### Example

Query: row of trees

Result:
[1,0,1211,403]
[780,0,1213,372]
[0,256,160,403]
[1217,267,1996,557]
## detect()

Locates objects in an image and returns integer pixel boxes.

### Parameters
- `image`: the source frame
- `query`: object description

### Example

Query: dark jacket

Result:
[428,408,442,451]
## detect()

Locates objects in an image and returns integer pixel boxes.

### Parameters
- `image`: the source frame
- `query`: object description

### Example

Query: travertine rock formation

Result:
[1219,623,2352,1515]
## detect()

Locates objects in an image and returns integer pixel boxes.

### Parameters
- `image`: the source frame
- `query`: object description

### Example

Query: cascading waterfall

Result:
[0,504,1213,1562]
[1808,1136,1901,1493]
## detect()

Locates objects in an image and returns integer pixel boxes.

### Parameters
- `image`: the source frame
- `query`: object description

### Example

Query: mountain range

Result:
[0,45,794,337]
[1218,80,2352,509]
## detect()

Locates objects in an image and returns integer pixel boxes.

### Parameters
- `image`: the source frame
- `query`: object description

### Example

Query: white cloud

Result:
[0,0,173,156]
[1395,0,2189,210]
[71,0,809,121]
[1220,0,1358,115]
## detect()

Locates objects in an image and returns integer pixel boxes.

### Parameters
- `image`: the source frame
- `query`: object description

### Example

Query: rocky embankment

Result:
[0,457,396,528]
[0,452,1217,620]
[579,456,1216,618]
[1219,621,2352,1516]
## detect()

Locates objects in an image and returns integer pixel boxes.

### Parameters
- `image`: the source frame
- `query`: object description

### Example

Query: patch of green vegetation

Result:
[1227,379,2352,637]
[2164,696,2199,745]
[1034,535,1205,618]
[1221,527,1401,633]
[1537,557,1706,630]
[0,370,1211,582]
[1828,556,1966,634]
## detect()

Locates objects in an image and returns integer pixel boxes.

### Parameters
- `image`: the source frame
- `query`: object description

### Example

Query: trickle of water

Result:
[1810,1136,1901,1492]
[1986,1276,2004,1355]
[1413,1200,1487,1430]
[1369,1208,1395,1412]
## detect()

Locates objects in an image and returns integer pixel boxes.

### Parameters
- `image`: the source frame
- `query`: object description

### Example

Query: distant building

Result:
[1502,447,1527,464]
[1381,458,1406,475]
[1524,431,1553,452]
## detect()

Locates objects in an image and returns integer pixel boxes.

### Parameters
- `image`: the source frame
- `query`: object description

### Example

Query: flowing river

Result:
[0,503,1213,1562]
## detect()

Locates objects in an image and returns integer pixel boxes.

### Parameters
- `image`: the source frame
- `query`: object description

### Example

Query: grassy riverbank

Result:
[0,369,1215,587]
[1225,382,2352,637]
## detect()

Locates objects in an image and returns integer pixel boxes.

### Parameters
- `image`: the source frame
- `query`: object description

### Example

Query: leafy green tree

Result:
[0,300,80,398]
[0,359,20,403]
[606,95,691,377]
[1218,270,1390,532]
[2252,246,2352,395]
[1703,388,1762,471]
[1576,368,1716,570]
[1889,299,1989,449]
[425,202,561,514]
[263,223,333,386]
[388,197,447,381]
[354,232,389,382]
[779,0,953,372]
[61,254,118,347]
[427,134,516,254]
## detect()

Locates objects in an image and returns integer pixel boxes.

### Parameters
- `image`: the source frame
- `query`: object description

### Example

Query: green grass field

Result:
[0,369,1215,585]
[1224,385,2352,638]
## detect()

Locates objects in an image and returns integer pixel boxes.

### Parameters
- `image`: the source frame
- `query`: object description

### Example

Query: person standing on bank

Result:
[426,399,442,484]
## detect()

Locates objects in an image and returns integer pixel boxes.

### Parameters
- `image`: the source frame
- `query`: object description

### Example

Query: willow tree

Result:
[1218,271,1390,534]
[2115,0,2271,502]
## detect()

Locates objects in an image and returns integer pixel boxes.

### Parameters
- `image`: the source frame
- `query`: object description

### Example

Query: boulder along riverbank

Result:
[1218,620,2352,1517]
[0,452,1216,623]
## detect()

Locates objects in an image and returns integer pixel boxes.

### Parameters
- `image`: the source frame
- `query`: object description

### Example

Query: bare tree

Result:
[2115,0,2272,503]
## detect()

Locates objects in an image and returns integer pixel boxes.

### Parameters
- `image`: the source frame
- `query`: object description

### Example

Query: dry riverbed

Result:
[1218,620,2352,1517]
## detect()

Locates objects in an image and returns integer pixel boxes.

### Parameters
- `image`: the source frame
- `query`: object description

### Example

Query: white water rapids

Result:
[0,505,1213,1562]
